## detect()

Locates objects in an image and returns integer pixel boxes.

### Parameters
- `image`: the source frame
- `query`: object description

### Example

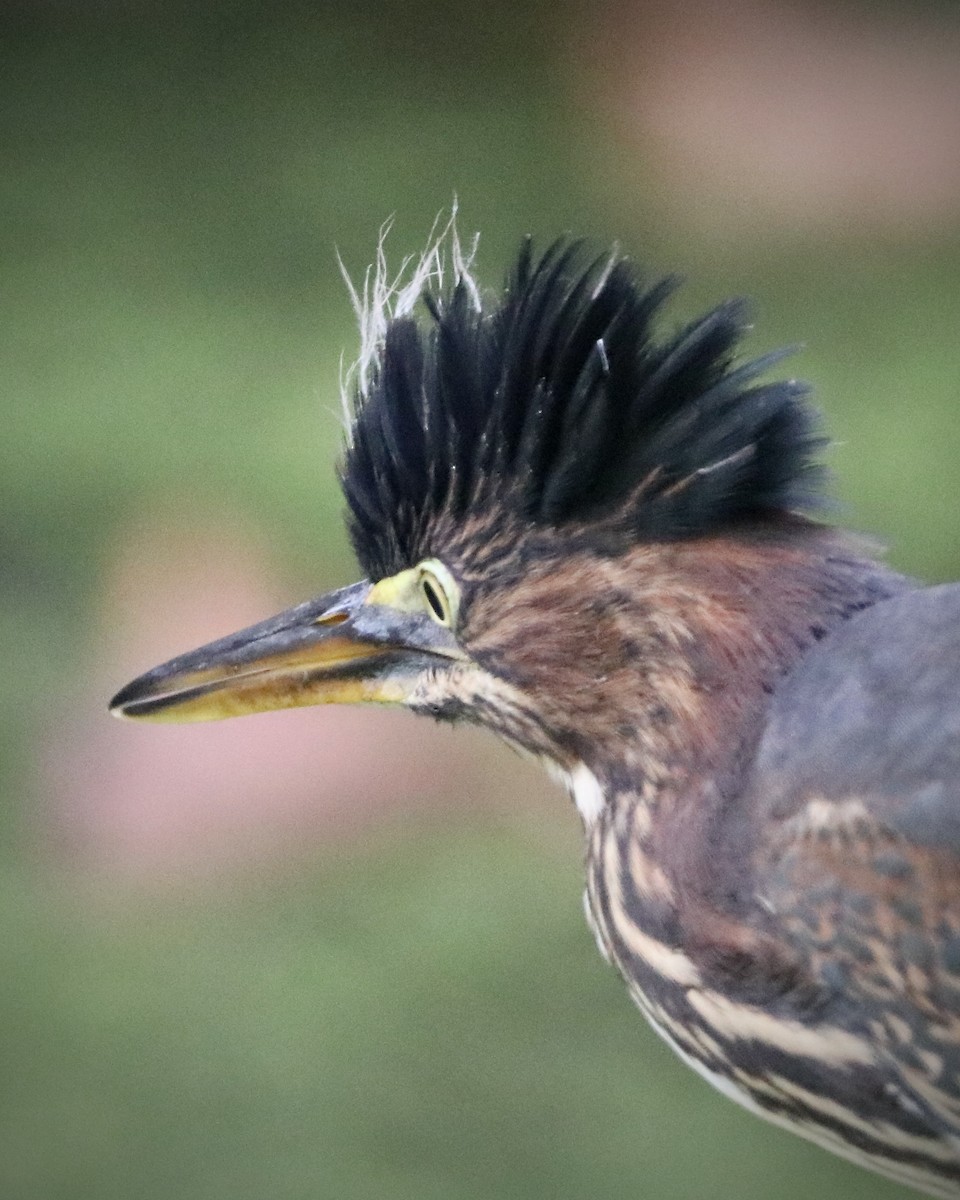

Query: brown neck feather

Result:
[464,519,905,797]
[606,524,902,793]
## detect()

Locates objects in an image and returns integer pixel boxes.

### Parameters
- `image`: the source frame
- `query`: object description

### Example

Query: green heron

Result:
[111,230,960,1197]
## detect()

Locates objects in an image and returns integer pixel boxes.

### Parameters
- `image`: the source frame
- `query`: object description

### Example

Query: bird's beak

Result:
[108,577,463,723]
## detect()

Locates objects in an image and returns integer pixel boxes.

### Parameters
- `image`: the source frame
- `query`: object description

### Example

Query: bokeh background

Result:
[4,2,960,1197]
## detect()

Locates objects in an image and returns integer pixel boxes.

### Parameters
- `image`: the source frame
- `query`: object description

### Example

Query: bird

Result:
[110,225,960,1198]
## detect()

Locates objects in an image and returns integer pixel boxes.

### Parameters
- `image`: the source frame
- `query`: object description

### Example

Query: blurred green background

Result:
[4,2,960,1197]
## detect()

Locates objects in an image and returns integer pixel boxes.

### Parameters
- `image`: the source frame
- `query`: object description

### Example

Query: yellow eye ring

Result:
[417,560,459,628]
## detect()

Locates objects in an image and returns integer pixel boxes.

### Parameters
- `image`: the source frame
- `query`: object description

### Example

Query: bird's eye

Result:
[417,560,459,628]
[422,577,446,622]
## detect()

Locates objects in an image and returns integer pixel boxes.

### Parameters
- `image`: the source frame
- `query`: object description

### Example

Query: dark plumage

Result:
[111,227,960,1199]
[342,240,825,581]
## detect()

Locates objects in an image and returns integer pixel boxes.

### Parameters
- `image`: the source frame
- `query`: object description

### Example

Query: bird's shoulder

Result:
[750,581,960,850]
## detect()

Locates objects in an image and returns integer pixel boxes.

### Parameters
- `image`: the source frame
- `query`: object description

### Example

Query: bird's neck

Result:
[566,525,905,1004]
[566,524,905,816]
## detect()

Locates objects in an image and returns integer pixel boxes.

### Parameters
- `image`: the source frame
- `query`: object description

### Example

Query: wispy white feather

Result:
[337,205,481,438]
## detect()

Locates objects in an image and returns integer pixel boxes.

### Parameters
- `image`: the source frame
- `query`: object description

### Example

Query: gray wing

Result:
[753,583,960,841]
[748,584,960,1166]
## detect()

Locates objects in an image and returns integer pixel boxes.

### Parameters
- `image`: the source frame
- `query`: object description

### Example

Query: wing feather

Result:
[749,585,960,1159]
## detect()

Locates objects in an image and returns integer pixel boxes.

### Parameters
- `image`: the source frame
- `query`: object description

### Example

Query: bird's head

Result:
[110,229,832,782]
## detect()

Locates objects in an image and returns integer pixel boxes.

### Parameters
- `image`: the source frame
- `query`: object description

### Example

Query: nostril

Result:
[314,610,349,627]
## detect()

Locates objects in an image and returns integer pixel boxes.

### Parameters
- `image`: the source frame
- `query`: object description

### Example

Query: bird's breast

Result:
[582,803,960,1197]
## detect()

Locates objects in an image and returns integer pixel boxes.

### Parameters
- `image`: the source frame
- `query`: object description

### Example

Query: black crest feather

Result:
[341,237,826,581]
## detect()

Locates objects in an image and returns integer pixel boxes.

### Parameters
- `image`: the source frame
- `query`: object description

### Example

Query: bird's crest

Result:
[340,223,826,581]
